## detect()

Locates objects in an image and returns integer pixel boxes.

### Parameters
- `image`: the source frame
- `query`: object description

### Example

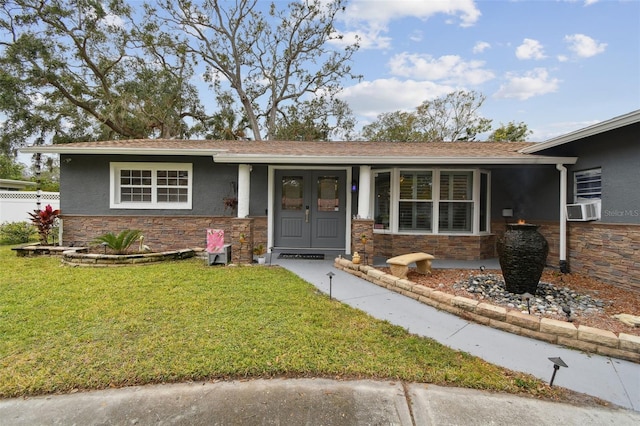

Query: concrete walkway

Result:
[274,256,640,412]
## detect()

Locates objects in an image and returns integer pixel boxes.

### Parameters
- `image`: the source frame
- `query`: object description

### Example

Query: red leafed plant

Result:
[28,204,60,245]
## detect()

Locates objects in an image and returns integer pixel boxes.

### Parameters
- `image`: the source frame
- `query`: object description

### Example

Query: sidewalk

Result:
[2,378,639,425]
[275,256,640,412]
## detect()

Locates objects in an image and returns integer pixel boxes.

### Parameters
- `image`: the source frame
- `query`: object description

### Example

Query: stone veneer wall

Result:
[568,222,640,292]
[60,215,268,256]
[373,233,496,261]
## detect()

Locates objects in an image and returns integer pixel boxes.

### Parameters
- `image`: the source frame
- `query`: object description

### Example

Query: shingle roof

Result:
[20,139,577,165]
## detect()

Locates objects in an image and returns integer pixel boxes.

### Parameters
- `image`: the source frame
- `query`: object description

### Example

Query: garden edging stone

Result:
[334,258,640,363]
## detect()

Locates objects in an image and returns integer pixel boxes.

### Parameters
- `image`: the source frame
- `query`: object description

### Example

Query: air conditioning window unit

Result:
[566,201,600,221]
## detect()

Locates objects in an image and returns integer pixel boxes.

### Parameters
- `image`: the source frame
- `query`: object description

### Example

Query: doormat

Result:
[278,253,325,260]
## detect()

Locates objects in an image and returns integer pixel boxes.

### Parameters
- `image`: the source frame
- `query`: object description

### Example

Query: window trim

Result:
[110,162,193,209]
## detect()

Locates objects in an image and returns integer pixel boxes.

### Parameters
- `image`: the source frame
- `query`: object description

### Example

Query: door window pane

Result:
[317,176,339,212]
[281,176,304,210]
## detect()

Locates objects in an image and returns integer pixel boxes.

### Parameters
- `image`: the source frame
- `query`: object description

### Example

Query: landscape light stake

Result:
[522,292,533,314]
[326,272,335,300]
[548,357,568,386]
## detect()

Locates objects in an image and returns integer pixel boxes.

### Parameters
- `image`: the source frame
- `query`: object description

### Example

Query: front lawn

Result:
[0,246,561,399]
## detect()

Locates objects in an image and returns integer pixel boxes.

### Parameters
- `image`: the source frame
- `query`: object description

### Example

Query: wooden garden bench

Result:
[386,252,435,279]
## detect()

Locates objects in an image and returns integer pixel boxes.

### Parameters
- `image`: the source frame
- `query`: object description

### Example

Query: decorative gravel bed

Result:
[454,273,607,319]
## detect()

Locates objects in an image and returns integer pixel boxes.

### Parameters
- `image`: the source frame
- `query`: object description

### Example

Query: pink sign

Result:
[206,229,225,253]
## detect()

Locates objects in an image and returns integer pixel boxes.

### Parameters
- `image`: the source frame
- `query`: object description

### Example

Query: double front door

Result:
[274,170,346,249]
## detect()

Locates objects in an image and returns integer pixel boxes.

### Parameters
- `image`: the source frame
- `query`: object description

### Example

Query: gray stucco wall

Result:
[60,154,269,216]
[490,165,560,222]
[535,123,640,224]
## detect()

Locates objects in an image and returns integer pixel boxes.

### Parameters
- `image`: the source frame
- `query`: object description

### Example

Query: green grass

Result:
[0,245,563,400]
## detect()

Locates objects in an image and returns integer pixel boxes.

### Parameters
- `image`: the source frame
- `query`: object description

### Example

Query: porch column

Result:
[237,164,251,218]
[357,165,371,219]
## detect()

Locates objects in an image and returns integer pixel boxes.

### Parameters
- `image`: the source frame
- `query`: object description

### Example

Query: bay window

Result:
[372,168,490,234]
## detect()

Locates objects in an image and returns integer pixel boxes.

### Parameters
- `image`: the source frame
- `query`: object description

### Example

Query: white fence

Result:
[0,191,61,223]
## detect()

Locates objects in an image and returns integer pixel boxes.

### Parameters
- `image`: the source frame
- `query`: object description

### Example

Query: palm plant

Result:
[93,230,142,255]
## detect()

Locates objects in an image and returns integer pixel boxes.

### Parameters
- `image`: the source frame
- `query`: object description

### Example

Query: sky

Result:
[328,0,640,141]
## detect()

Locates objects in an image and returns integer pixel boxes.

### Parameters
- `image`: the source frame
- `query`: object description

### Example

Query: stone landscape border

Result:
[334,258,640,363]
[62,248,196,266]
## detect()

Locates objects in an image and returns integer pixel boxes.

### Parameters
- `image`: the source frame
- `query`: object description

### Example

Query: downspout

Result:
[556,163,569,273]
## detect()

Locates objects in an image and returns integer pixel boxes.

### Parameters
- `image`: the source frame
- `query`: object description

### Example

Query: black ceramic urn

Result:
[497,223,549,294]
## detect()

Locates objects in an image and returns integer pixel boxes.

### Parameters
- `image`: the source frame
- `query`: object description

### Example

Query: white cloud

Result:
[336,0,481,51]
[494,68,560,100]
[388,53,495,85]
[343,0,481,28]
[516,38,546,60]
[564,34,607,58]
[338,78,454,120]
[331,26,392,50]
[473,41,491,54]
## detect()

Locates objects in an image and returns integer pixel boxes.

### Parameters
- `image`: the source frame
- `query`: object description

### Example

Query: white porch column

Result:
[357,165,371,219]
[237,164,251,218]
[556,164,569,272]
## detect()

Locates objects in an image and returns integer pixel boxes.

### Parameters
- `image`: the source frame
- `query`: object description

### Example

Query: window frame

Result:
[573,168,602,203]
[110,162,193,210]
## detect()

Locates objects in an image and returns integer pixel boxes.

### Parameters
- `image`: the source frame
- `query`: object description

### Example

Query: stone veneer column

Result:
[352,218,374,263]
[232,218,254,264]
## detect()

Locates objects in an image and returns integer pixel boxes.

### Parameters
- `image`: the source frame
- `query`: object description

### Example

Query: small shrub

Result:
[93,230,142,254]
[0,221,37,244]
[27,204,60,245]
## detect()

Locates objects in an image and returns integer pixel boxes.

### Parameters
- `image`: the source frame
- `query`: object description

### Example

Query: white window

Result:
[438,171,473,233]
[574,168,601,202]
[372,168,489,235]
[110,162,193,209]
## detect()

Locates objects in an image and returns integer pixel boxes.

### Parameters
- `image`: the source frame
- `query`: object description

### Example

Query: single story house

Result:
[21,110,639,292]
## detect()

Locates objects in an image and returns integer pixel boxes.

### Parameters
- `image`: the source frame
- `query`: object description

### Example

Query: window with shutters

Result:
[398,171,433,231]
[439,171,473,232]
[110,162,192,209]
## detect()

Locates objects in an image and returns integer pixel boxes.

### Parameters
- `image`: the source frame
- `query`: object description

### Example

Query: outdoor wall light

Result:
[502,208,513,218]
